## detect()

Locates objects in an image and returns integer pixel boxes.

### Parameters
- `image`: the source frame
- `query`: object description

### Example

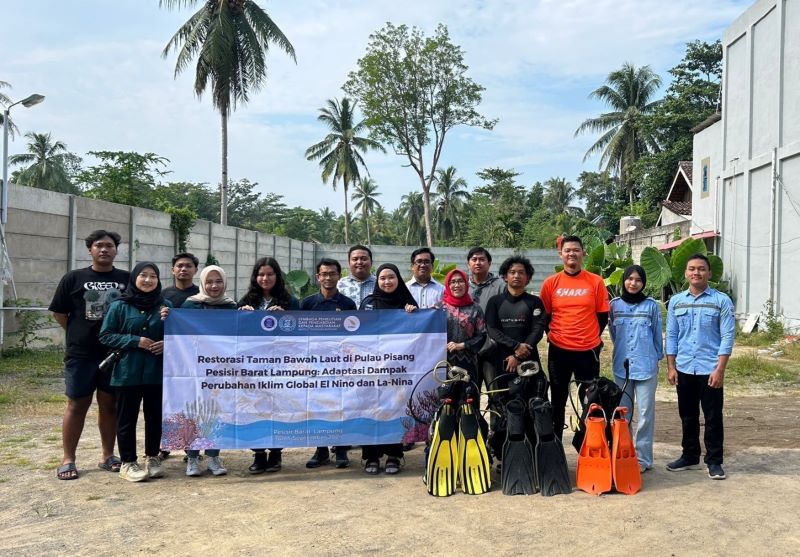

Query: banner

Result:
[162,308,445,449]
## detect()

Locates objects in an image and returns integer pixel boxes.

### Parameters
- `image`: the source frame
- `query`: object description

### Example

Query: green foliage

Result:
[205,253,219,266]
[79,151,170,208]
[762,299,785,341]
[345,22,495,245]
[9,132,81,194]
[576,171,618,222]
[285,270,312,298]
[167,206,197,253]
[6,299,52,351]
[431,261,457,284]
[639,238,725,297]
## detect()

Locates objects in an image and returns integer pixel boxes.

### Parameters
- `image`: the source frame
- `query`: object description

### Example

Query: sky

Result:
[1,0,751,214]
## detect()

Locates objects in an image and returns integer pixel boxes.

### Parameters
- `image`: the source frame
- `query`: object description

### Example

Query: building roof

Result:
[679,161,693,183]
[660,200,692,215]
[690,112,722,134]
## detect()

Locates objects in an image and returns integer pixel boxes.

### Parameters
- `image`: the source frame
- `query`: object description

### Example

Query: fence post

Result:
[67,195,77,271]
[128,207,137,270]
[234,227,240,300]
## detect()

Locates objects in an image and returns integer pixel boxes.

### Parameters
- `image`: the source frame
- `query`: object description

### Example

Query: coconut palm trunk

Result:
[220,111,229,225]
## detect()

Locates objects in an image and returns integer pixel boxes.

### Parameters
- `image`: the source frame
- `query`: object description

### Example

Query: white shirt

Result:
[406,277,444,308]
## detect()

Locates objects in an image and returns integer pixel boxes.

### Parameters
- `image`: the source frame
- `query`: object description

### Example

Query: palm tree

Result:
[305,97,384,244]
[351,177,382,245]
[9,132,76,193]
[398,191,425,246]
[575,63,662,205]
[160,0,295,226]
[433,166,470,241]
[0,81,21,138]
[543,177,583,216]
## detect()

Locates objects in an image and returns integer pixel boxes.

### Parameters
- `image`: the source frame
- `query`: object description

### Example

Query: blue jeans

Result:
[186,449,219,457]
[614,374,658,468]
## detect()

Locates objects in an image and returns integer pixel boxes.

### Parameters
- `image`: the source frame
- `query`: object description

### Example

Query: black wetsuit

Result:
[485,290,547,371]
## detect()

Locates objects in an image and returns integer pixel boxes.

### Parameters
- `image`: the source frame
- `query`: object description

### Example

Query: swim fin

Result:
[501,398,537,495]
[426,400,459,497]
[576,403,612,495]
[531,398,572,496]
[458,392,491,495]
[611,407,641,495]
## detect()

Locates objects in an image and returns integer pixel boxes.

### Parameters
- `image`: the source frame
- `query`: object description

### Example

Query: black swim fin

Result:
[531,398,572,496]
[501,398,537,495]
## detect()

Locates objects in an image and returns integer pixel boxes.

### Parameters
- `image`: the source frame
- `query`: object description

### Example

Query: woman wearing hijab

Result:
[181,265,236,477]
[442,268,486,381]
[359,263,417,475]
[608,264,664,473]
[100,262,171,482]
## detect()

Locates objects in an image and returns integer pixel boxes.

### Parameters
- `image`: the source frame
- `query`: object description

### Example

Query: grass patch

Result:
[7,455,35,468]
[36,393,66,404]
[726,352,798,384]
[2,435,32,445]
[0,348,64,377]
[86,495,103,501]
[782,341,800,362]
[735,331,778,347]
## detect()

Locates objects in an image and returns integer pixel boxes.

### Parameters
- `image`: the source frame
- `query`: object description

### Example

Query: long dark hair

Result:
[239,257,292,309]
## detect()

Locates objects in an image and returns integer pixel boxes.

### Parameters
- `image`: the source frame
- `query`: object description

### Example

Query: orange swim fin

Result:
[611,407,642,495]
[576,403,612,495]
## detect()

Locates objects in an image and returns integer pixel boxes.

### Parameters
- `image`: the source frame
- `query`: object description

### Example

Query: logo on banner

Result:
[278,315,297,332]
[343,316,361,332]
[261,315,278,331]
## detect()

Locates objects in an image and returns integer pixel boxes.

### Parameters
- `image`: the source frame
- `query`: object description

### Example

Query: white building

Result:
[693,0,800,329]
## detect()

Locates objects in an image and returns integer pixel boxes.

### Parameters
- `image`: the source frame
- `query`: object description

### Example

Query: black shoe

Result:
[666,456,700,471]
[402,442,415,451]
[334,447,349,469]
[249,451,267,474]
[306,447,330,468]
[158,450,171,460]
[265,450,282,473]
[707,463,726,480]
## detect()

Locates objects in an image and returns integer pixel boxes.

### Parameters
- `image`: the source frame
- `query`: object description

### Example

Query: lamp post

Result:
[2,93,45,224]
[1,93,44,351]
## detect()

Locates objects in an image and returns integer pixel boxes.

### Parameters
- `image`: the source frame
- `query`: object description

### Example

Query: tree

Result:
[433,166,470,241]
[304,97,384,244]
[0,81,21,138]
[345,23,496,246]
[80,151,170,208]
[152,181,218,220]
[351,177,382,245]
[160,0,295,225]
[543,177,582,216]
[631,41,722,208]
[575,63,662,205]
[9,132,80,193]
[398,191,425,245]
[575,171,618,222]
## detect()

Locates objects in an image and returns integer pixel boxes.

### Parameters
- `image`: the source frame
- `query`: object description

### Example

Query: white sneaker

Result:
[207,456,227,476]
[145,456,164,479]
[186,456,202,477]
[119,461,148,482]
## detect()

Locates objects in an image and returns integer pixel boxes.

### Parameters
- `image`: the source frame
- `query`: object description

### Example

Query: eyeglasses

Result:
[414,259,432,266]
[449,279,466,285]
[318,272,339,278]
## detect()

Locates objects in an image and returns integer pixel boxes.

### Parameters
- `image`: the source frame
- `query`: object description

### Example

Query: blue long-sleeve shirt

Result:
[609,297,663,380]
[666,287,735,375]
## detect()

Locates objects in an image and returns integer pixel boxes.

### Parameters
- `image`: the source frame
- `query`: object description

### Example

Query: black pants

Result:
[362,444,403,461]
[548,343,601,440]
[677,371,724,465]
[116,384,162,463]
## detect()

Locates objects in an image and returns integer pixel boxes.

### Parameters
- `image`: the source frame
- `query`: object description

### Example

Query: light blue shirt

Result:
[406,277,444,308]
[666,287,735,375]
[609,297,663,380]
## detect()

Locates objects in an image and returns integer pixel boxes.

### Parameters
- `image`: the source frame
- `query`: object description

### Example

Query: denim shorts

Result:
[64,356,113,399]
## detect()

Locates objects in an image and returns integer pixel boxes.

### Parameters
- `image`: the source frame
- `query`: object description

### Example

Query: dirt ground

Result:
[1,378,799,557]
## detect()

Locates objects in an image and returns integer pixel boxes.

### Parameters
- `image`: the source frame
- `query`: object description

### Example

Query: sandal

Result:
[385,457,401,475]
[98,455,122,472]
[364,460,380,475]
[57,462,78,480]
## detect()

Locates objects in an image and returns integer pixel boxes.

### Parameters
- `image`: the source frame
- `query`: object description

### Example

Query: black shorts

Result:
[64,356,113,399]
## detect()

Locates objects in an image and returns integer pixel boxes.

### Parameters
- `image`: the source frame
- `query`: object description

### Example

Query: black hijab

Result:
[620,264,647,305]
[122,262,164,310]
[370,263,418,309]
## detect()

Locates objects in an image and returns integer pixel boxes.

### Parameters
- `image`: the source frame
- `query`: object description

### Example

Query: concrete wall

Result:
[692,121,723,236]
[716,0,800,329]
[615,222,691,264]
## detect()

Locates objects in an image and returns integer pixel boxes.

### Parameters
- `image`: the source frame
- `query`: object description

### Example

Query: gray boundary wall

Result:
[4,184,558,343]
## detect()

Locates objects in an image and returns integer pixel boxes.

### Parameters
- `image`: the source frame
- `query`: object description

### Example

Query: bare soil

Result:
[1,379,799,556]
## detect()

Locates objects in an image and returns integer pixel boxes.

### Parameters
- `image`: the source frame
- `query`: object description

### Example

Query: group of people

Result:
[51,230,734,484]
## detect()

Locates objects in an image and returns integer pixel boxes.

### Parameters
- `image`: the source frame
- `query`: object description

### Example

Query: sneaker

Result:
[265,450,282,473]
[306,447,330,469]
[145,455,164,479]
[186,457,202,477]
[666,456,700,472]
[707,463,726,480]
[119,461,148,482]
[207,456,228,476]
[248,451,267,474]
[334,447,350,469]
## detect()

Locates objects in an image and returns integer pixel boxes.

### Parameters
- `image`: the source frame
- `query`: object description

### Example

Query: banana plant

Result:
[639,238,725,298]
[431,260,457,283]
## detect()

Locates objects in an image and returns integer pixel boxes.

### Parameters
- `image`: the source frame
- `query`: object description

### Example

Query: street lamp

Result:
[2,93,45,224]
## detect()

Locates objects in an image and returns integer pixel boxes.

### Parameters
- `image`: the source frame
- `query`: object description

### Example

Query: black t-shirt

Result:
[300,292,357,311]
[49,266,130,359]
[485,290,546,363]
[163,284,200,308]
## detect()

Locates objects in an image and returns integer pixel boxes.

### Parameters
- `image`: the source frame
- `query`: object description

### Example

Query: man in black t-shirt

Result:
[162,252,200,308]
[49,230,129,480]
